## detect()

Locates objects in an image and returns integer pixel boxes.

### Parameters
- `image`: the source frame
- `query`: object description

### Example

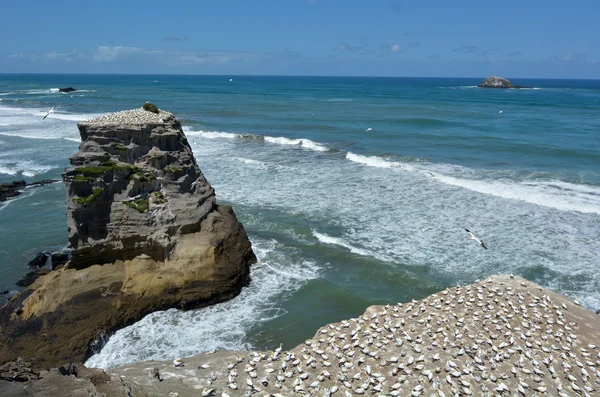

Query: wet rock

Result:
[0,180,59,202]
[50,252,69,269]
[27,252,49,268]
[15,269,50,287]
[58,87,76,93]
[0,181,25,202]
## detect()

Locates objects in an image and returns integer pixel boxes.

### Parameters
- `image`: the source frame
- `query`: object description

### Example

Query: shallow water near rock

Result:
[0,75,598,369]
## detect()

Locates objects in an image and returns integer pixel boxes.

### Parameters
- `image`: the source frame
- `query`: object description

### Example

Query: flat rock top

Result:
[82,108,173,125]
[108,274,600,397]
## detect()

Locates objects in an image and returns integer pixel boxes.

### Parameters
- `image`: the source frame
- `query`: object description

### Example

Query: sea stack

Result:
[478,76,515,88]
[0,107,256,369]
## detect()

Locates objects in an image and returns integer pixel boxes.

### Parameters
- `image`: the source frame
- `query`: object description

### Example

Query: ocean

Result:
[0,74,598,369]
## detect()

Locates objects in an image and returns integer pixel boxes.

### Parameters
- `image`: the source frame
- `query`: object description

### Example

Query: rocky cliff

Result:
[0,107,256,369]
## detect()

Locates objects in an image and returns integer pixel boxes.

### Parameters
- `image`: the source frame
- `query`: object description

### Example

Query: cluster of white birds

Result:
[148,275,598,397]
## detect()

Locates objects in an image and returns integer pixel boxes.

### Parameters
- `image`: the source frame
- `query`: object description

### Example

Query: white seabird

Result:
[42,105,57,120]
[499,110,503,114]
[365,127,373,133]
[465,228,488,249]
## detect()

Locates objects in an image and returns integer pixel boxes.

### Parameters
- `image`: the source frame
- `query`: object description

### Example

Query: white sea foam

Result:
[0,104,98,128]
[346,152,405,169]
[0,165,17,175]
[185,127,330,152]
[0,160,54,177]
[264,136,329,152]
[193,134,599,307]
[85,237,321,369]
[312,230,372,257]
[321,98,354,102]
[345,151,600,215]
[185,129,239,140]
[51,113,98,122]
[432,173,600,215]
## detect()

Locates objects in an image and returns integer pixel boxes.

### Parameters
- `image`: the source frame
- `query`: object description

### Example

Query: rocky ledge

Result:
[478,76,532,89]
[0,107,256,369]
[2,275,598,397]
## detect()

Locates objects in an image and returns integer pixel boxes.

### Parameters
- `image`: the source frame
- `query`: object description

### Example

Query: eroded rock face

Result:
[478,76,515,88]
[0,108,256,369]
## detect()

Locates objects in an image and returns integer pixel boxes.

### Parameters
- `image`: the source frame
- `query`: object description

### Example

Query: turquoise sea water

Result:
[0,74,598,368]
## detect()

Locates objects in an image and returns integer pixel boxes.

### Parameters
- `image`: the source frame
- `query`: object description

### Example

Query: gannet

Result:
[465,228,488,249]
[365,127,373,133]
[42,105,56,120]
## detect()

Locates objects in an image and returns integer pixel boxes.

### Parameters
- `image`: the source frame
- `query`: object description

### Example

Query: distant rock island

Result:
[0,107,256,369]
[478,76,531,89]
[58,87,76,93]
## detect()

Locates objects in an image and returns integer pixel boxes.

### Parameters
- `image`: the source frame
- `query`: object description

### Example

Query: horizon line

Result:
[0,72,598,81]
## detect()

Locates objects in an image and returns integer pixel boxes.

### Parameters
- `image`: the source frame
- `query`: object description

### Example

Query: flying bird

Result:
[498,110,503,114]
[465,228,488,249]
[42,105,57,120]
[365,127,373,133]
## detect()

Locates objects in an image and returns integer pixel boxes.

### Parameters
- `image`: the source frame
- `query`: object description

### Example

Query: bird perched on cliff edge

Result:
[465,228,488,249]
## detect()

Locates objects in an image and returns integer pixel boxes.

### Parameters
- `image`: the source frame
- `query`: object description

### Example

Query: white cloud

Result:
[45,51,82,62]
[380,43,401,54]
[9,53,37,61]
[92,46,144,62]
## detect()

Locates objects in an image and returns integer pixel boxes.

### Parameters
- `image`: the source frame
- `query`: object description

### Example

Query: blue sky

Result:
[1,0,599,78]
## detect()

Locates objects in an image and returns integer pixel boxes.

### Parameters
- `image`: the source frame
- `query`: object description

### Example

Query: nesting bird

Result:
[121,275,600,397]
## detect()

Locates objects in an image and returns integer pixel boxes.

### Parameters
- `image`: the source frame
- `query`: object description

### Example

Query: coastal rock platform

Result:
[1,275,589,396]
[0,107,256,369]
[102,275,599,396]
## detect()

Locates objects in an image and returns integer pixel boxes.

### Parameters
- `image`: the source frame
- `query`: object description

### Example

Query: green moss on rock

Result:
[110,142,128,151]
[151,190,168,204]
[163,165,181,174]
[73,188,103,205]
[75,163,137,176]
[72,175,96,182]
[124,198,149,213]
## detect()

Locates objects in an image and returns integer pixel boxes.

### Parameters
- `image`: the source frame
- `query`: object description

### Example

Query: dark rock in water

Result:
[0,107,256,369]
[0,290,8,295]
[478,76,514,88]
[27,252,49,268]
[58,87,76,93]
[0,181,26,202]
[0,179,59,202]
[50,253,69,269]
[478,76,533,89]
[15,269,50,287]
[28,179,59,187]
